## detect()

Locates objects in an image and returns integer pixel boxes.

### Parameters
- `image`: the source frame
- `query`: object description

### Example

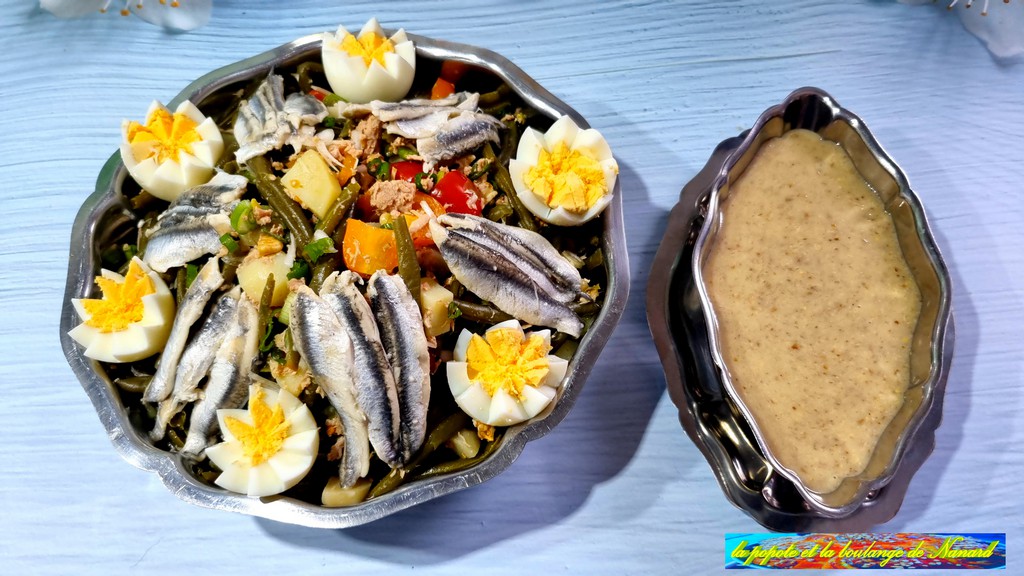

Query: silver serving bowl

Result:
[59,33,629,528]
[647,87,953,529]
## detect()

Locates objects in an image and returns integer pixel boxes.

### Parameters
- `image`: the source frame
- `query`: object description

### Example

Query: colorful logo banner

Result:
[725,533,1005,569]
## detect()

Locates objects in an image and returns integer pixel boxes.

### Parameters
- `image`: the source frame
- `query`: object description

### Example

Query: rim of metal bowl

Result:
[689,87,953,517]
[59,33,630,528]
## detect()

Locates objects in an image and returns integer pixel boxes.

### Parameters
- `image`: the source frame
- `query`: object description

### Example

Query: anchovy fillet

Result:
[386,110,454,140]
[234,74,328,164]
[416,111,502,168]
[143,258,224,403]
[368,272,431,462]
[430,219,583,337]
[150,288,241,441]
[438,213,583,304]
[289,284,370,487]
[142,173,247,273]
[180,296,258,458]
[320,271,403,468]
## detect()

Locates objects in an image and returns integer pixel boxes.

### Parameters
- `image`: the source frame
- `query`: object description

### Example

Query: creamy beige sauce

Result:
[704,129,921,494]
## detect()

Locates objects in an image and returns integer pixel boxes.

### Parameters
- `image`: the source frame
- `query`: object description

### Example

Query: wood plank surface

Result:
[0,0,1020,573]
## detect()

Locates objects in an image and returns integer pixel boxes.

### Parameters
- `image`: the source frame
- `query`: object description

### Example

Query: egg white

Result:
[120,100,224,202]
[68,257,175,363]
[447,320,568,427]
[321,18,416,104]
[508,115,618,226]
[206,385,320,498]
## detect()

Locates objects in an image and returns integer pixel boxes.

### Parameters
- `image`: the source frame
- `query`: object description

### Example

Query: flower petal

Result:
[133,0,212,31]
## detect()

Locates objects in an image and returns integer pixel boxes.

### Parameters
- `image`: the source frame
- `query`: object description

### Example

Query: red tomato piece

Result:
[431,171,482,216]
[440,61,470,83]
[391,161,424,183]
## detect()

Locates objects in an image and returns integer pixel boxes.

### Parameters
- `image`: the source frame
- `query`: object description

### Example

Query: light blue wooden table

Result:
[2,1,1021,573]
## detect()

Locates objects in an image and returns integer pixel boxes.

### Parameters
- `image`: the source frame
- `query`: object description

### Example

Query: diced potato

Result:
[322,477,372,507]
[237,251,291,306]
[420,276,453,337]
[283,150,341,219]
[446,429,481,459]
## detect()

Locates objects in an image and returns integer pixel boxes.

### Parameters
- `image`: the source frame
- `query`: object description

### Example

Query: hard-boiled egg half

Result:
[120,100,224,202]
[447,320,568,426]
[508,115,618,226]
[205,384,319,498]
[68,257,175,363]
[322,17,416,104]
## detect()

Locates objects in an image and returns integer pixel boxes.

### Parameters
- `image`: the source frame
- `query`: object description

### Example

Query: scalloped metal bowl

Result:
[59,33,629,528]
[647,87,953,529]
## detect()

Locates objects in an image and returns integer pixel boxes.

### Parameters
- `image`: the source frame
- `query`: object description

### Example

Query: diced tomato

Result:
[355,193,375,221]
[391,160,424,183]
[411,191,445,216]
[309,88,328,101]
[405,192,447,248]
[431,171,482,216]
[431,78,456,100]
[440,61,470,83]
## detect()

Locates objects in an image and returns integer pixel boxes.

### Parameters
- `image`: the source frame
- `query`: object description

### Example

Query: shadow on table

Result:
[884,224,982,529]
[255,151,691,562]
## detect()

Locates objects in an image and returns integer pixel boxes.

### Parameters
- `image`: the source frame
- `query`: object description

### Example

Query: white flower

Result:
[900,0,1024,58]
[40,0,212,32]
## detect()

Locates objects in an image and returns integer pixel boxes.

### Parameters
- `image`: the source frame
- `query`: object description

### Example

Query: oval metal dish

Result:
[647,87,953,530]
[59,33,629,528]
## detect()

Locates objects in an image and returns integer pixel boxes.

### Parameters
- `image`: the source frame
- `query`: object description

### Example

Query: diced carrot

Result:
[431,78,456,100]
[335,153,357,185]
[342,219,399,276]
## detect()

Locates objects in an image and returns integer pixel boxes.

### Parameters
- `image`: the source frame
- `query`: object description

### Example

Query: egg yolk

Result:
[341,31,395,67]
[126,108,201,164]
[81,260,155,333]
[525,142,607,213]
[466,328,551,399]
[224,387,291,467]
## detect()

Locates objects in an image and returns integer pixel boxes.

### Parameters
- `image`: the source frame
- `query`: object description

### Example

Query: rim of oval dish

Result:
[690,87,953,518]
[58,32,630,529]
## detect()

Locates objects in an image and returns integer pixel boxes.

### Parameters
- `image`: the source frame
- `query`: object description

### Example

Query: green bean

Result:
[257,273,275,349]
[554,315,596,360]
[452,299,512,324]
[571,300,600,316]
[296,62,325,94]
[247,155,314,248]
[309,218,349,292]
[485,200,514,222]
[417,434,503,479]
[175,267,187,307]
[217,131,239,171]
[585,248,604,271]
[483,143,538,232]
[166,428,185,450]
[478,83,511,107]
[315,182,360,237]
[367,468,405,499]
[447,277,465,299]
[393,215,421,304]
[114,376,149,394]
[499,119,518,166]
[549,331,570,351]
[367,412,470,499]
